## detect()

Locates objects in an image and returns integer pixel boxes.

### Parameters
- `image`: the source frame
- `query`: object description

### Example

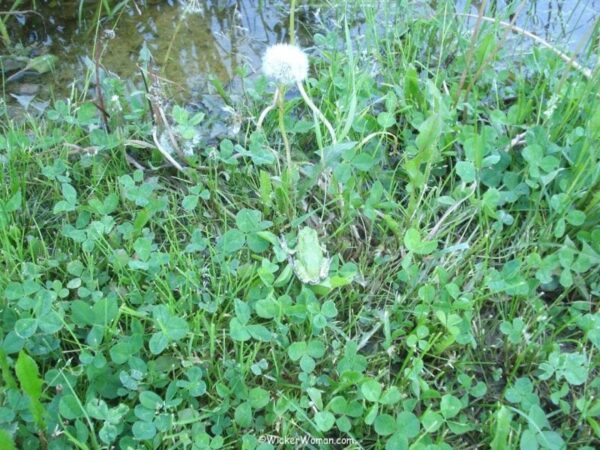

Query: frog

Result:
[283,226,331,285]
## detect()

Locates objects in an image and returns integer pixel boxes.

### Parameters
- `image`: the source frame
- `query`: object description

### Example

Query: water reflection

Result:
[3,0,598,103]
[458,0,599,48]
[7,0,296,97]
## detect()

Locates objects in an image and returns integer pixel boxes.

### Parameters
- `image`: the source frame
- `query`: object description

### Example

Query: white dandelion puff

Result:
[261,43,309,86]
[256,43,336,170]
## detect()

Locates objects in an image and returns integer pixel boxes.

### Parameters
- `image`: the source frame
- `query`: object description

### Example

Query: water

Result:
[4,0,301,100]
[457,0,599,51]
[2,0,598,112]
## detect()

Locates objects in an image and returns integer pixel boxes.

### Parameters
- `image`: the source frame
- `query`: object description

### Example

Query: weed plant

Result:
[0,1,599,449]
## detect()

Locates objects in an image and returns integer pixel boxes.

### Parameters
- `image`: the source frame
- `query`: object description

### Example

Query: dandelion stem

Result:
[296,81,337,145]
[277,86,292,171]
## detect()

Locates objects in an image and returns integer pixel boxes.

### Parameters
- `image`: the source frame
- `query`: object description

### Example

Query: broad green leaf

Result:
[415,113,442,153]
[491,406,513,450]
[15,351,45,430]
[0,429,18,450]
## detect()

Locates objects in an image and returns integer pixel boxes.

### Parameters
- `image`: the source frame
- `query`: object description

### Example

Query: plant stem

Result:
[0,0,24,47]
[277,85,292,171]
[0,19,10,48]
[289,0,297,45]
[257,88,279,129]
[296,81,337,146]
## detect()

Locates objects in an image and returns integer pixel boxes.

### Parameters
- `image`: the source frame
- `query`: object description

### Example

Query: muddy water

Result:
[4,0,303,101]
[2,0,598,110]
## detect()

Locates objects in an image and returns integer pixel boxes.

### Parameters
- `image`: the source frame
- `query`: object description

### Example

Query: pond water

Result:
[459,0,599,46]
[3,1,301,101]
[2,0,598,111]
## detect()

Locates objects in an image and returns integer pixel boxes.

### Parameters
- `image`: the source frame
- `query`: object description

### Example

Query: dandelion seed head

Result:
[261,43,309,86]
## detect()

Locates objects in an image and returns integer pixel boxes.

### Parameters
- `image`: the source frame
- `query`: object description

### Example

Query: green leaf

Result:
[154,306,188,339]
[234,402,252,427]
[306,340,325,358]
[139,391,163,409]
[386,433,409,450]
[247,324,272,342]
[15,351,45,430]
[538,431,565,450]
[404,64,423,107]
[182,195,199,211]
[132,420,156,440]
[456,160,476,183]
[14,318,38,338]
[440,394,462,419]
[314,411,335,432]
[377,111,396,129]
[92,297,119,326]
[99,422,118,444]
[62,183,77,205]
[15,351,42,402]
[321,300,338,318]
[380,387,402,405]
[563,353,588,385]
[374,414,397,436]
[220,229,245,254]
[77,102,98,125]
[59,394,84,420]
[491,406,513,450]
[235,209,263,233]
[149,332,169,355]
[234,299,251,325]
[4,190,22,212]
[288,342,306,360]
[420,410,443,433]
[0,350,17,389]
[415,113,442,153]
[396,411,420,438]
[361,379,382,402]
[172,105,189,124]
[229,318,251,342]
[404,228,437,255]
[299,354,316,373]
[255,298,279,319]
[522,144,543,166]
[0,429,18,450]
[566,209,585,226]
[248,387,270,410]
[71,300,95,325]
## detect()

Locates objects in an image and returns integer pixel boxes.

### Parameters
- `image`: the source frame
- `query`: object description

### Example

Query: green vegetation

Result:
[1,1,599,449]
